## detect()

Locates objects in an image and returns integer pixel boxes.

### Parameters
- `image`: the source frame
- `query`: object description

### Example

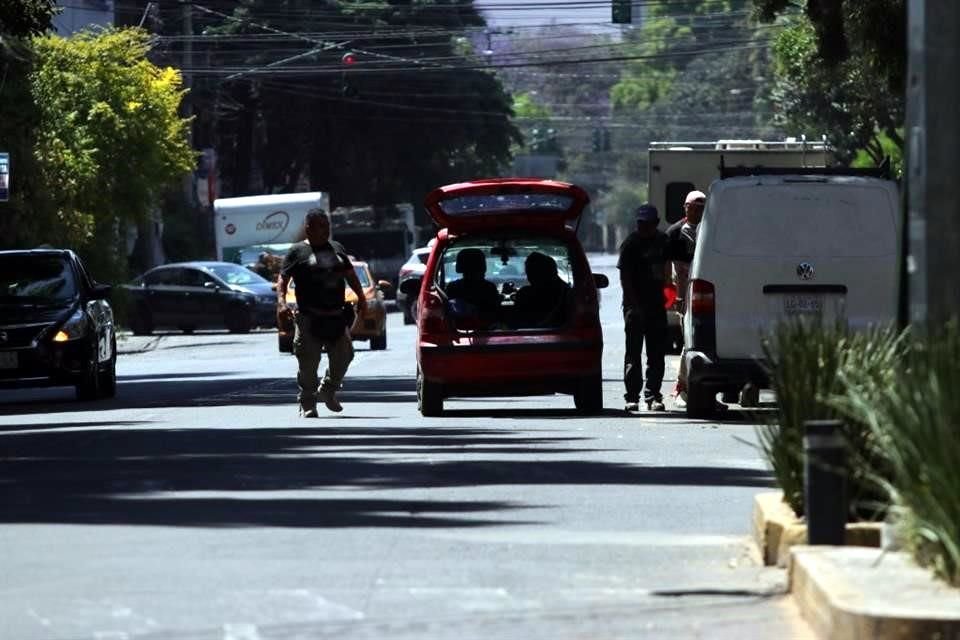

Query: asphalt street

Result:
[0,254,814,639]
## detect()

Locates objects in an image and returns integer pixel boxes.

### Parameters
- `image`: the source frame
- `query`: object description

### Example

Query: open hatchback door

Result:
[424,179,590,233]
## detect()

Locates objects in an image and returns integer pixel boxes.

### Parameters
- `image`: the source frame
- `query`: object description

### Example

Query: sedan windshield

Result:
[206,263,269,285]
[0,255,78,303]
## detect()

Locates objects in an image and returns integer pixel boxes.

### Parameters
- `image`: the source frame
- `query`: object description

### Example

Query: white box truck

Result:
[213,192,330,263]
[648,139,831,227]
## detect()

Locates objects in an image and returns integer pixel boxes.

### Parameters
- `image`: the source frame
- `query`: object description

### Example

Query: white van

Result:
[682,170,900,418]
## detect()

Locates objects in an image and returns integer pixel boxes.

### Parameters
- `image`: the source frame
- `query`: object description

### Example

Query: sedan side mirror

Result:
[203,281,221,291]
[593,273,609,289]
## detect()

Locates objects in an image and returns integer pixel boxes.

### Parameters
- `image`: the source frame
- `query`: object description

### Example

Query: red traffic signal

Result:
[341,52,357,66]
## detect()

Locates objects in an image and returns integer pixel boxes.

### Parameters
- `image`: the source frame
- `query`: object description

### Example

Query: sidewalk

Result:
[753,492,960,639]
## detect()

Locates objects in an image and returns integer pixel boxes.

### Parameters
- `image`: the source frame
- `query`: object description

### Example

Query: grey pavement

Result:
[0,254,814,639]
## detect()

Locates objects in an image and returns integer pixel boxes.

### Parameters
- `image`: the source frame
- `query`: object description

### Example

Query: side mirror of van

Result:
[377,280,393,291]
[593,273,609,289]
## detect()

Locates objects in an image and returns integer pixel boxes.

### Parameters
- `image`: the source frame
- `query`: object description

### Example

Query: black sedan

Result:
[0,249,117,400]
[125,262,276,335]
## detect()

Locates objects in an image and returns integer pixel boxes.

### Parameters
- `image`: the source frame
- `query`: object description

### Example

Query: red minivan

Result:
[407,179,608,416]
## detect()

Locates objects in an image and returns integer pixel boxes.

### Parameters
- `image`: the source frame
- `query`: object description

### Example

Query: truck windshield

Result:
[0,255,78,304]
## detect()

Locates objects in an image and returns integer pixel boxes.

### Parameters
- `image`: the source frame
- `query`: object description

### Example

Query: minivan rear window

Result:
[712,183,897,258]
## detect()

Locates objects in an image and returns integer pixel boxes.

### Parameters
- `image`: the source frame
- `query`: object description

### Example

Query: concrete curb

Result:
[752,492,882,567]
[789,546,960,640]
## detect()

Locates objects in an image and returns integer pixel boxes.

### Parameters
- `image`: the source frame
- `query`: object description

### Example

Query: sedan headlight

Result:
[52,309,88,342]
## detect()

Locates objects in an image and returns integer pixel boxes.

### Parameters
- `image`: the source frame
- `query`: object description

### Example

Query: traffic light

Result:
[612,0,631,24]
[341,51,358,97]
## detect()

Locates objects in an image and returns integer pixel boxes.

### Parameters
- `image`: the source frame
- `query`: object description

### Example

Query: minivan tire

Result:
[574,374,603,415]
[685,380,717,419]
[417,369,443,417]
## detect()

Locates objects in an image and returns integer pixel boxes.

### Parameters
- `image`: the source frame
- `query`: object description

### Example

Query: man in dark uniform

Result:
[618,203,687,412]
[278,208,368,416]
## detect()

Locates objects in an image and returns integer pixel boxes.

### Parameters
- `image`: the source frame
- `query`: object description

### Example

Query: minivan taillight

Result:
[689,278,716,354]
[420,290,449,337]
[689,279,715,316]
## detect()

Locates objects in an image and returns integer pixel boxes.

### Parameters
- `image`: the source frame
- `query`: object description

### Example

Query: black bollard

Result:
[804,419,848,545]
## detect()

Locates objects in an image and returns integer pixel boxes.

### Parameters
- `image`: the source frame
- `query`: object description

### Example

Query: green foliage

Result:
[0,29,194,284]
[0,0,58,39]
[760,320,904,517]
[836,322,960,587]
[757,1,905,166]
[14,29,195,280]
[596,180,647,227]
[193,0,518,206]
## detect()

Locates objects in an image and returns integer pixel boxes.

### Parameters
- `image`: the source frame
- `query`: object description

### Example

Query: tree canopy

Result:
[0,29,195,279]
[0,0,58,40]
[161,0,520,210]
[754,0,905,167]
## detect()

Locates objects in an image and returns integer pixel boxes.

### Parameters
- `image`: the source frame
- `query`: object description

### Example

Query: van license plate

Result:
[0,351,17,370]
[783,295,823,315]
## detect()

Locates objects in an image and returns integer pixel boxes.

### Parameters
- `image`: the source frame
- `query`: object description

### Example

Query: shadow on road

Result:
[0,375,418,416]
[0,423,773,529]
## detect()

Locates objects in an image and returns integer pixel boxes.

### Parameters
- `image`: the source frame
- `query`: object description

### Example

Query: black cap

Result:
[635,203,659,223]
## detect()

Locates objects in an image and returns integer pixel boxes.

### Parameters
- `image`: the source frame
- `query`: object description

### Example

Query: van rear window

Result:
[712,184,897,258]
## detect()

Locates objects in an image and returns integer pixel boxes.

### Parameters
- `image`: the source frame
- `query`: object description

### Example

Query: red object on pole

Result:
[341,52,357,65]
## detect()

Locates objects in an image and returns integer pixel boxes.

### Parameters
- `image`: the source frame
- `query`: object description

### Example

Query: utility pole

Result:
[182,1,195,202]
[906,0,960,329]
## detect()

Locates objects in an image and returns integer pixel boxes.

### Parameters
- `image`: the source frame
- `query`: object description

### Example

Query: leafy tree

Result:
[174,0,519,212]
[754,0,905,166]
[0,0,57,39]
[0,29,195,280]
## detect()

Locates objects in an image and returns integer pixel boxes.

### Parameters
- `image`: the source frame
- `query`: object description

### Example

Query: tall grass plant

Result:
[837,323,960,587]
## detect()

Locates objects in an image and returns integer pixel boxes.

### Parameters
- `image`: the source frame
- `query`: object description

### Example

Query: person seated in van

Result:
[514,252,571,328]
[445,247,501,326]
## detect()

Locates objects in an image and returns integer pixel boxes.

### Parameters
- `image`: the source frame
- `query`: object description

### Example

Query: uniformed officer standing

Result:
[618,203,687,412]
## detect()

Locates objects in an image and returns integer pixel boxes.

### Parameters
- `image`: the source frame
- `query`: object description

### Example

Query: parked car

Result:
[396,246,431,325]
[125,262,276,334]
[277,261,391,352]
[0,249,116,400]
[683,168,900,418]
[406,178,608,417]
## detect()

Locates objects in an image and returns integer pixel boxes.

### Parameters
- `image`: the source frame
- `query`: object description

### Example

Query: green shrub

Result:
[838,322,960,587]
[760,321,904,518]
[760,320,848,515]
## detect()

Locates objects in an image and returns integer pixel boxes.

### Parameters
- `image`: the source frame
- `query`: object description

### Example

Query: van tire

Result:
[574,374,603,415]
[370,331,387,350]
[686,380,716,419]
[417,369,443,417]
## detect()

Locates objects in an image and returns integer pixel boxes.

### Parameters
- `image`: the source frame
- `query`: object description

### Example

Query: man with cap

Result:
[617,203,688,412]
[666,189,706,407]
